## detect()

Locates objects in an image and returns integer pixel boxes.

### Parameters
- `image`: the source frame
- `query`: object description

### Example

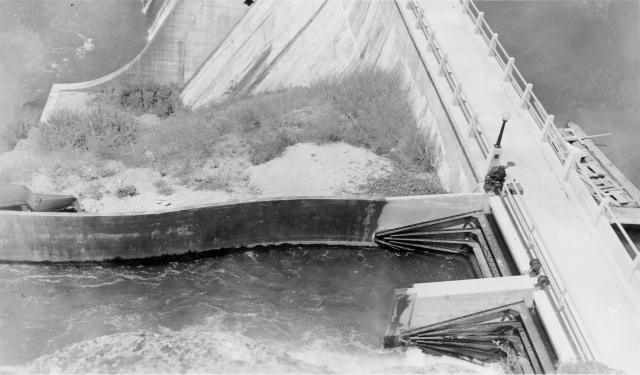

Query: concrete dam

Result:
[9,0,640,372]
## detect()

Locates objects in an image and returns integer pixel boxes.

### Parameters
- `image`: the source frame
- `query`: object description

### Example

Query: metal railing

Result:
[577,168,640,275]
[500,180,597,361]
[460,0,571,164]
[458,0,640,279]
[407,0,491,159]
[404,0,598,360]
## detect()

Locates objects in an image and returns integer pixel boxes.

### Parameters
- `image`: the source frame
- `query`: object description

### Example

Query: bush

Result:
[118,81,182,117]
[192,173,233,192]
[40,106,138,157]
[313,68,417,156]
[248,129,297,165]
[115,184,138,198]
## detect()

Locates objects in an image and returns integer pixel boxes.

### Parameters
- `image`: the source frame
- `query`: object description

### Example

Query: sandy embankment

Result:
[1,140,393,214]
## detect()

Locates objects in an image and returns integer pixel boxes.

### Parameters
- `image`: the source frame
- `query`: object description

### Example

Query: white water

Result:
[0,246,504,373]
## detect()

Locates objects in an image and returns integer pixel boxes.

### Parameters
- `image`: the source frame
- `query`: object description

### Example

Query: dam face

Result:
[129,0,249,87]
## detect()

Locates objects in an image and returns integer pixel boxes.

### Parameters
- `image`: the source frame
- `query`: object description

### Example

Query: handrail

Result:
[500,180,597,361]
[409,0,598,359]
[459,0,573,165]
[459,0,639,278]
[407,0,491,158]
[577,169,640,268]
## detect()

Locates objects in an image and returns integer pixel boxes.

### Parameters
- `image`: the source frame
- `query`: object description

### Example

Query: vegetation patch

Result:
[32,68,444,197]
[115,80,182,117]
[40,106,138,159]
[358,168,445,196]
[139,68,440,174]
[115,184,138,198]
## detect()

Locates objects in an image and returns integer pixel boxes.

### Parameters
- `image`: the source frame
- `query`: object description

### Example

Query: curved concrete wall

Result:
[0,194,488,262]
[181,0,480,192]
[40,0,248,122]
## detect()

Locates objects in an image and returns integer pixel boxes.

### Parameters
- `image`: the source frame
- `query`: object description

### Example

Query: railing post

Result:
[503,57,515,81]
[521,83,533,108]
[468,113,479,137]
[596,197,610,223]
[563,150,578,182]
[488,33,498,56]
[462,0,470,15]
[439,53,449,75]
[452,82,463,105]
[474,11,484,34]
[427,31,436,52]
[415,7,424,29]
[540,114,555,141]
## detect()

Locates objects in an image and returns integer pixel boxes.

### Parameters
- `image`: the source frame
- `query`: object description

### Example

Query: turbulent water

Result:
[0,246,505,373]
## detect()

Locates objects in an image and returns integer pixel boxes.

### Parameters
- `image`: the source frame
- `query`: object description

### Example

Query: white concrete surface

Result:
[412,0,640,371]
[407,275,535,328]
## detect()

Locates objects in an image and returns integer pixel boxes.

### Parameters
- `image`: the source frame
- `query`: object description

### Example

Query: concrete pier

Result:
[385,276,557,372]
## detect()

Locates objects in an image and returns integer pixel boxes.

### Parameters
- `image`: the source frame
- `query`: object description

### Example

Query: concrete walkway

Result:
[409,0,640,371]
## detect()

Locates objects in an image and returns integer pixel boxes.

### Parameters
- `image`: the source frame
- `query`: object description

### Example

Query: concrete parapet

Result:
[402,275,535,328]
[386,275,557,372]
[0,194,489,263]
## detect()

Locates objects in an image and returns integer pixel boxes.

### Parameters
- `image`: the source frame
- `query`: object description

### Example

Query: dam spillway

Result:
[22,0,640,372]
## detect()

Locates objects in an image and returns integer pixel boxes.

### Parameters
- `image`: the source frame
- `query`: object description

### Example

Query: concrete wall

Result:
[181,0,480,192]
[401,275,535,328]
[126,0,249,86]
[0,194,488,263]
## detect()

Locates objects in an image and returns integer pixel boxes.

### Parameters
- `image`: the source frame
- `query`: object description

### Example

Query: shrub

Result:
[118,81,182,117]
[395,132,441,173]
[313,68,416,156]
[40,106,138,157]
[247,129,297,165]
[192,172,233,192]
[115,184,138,198]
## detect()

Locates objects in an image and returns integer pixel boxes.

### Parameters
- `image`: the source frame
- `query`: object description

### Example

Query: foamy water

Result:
[0,246,504,373]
